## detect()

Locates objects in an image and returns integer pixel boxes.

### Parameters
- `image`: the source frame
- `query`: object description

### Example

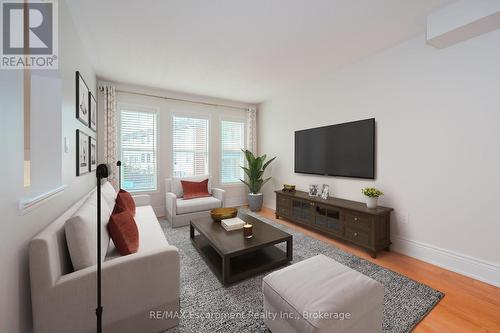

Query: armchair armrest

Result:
[212,188,226,207]
[165,192,177,219]
[132,194,151,207]
[46,246,180,331]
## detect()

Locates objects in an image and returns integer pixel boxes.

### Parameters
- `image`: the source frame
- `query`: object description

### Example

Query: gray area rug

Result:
[162,209,443,333]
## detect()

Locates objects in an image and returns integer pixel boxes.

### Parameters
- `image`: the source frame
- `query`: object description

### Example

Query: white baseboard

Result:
[153,206,166,218]
[391,235,500,287]
[226,197,247,207]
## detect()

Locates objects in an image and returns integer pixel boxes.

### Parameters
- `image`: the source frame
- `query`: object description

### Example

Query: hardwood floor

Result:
[257,207,500,333]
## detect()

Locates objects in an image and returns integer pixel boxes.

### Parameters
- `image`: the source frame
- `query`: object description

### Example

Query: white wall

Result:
[97,82,253,215]
[259,30,500,286]
[0,1,96,331]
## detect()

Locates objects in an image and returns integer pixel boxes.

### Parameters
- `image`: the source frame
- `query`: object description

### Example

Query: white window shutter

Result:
[173,116,209,177]
[119,109,157,192]
[221,120,245,184]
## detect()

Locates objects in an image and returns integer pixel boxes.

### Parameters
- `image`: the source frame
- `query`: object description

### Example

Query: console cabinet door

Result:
[313,204,343,236]
[276,194,291,217]
[291,199,313,224]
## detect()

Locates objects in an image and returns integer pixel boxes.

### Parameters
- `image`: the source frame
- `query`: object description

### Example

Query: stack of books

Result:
[221,217,245,231]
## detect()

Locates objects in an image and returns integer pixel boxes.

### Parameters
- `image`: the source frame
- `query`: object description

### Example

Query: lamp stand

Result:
[117,160,122,189]
[95,164,109,333]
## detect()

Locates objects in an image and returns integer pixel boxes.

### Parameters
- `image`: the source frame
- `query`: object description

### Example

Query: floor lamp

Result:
[95,164,109,333]
[117,160,122,189]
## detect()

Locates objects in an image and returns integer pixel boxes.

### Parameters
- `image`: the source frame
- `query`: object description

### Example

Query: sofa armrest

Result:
[44,246,180,331]
[165,192,177,218]
[133,194,151,207]
[212,188,226,207]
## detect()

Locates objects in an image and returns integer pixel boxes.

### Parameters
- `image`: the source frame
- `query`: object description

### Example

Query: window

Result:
[119,108,157,192]
[173,115,209,177]
[221,120,245,184]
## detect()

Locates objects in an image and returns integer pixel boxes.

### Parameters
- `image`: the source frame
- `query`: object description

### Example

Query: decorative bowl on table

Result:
[210,207,238,222]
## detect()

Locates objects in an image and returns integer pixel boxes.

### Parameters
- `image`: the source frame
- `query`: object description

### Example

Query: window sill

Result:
[220,182,246,188]
[19,184,67,215]
[126,188,159,195]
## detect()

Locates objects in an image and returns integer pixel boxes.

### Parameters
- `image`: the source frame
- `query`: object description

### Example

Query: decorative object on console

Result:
[89,92,97,132]
[210,207,238,222]
[76,129,89,176]
[282,184,296,192]
[308,184,319,197]
[89,137,97,172]
[75,71,89,126]
[362,187,384,209]
[243,223,253,238]
[240,149,276,212]
[320,184,330,199]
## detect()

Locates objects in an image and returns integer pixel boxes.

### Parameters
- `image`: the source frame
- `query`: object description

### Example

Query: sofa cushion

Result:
[181,179,211,200]
[101,181,118,209]
[176,196,222,214]
[107,207,139,255]
[172,175,212,197]
[115,189,136,216]
[263,254,384,332]
[106,206,168,260]
[65,191,112,270]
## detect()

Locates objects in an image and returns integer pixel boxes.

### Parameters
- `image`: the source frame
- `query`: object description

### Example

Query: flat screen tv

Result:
[295,118,375,179]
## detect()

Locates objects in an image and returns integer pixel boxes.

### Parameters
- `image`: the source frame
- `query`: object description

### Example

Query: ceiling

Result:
[66,0,453,104]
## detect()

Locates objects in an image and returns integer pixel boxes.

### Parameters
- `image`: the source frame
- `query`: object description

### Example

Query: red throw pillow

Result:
[181,179,211,200]
[115,189,136,216]
[107,208,139,255]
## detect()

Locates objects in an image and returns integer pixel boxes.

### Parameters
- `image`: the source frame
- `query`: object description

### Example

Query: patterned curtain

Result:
[246,106,257,153]
[99,85,119,189]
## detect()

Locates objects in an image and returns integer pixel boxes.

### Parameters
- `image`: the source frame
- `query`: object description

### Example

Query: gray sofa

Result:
[29,183,180,333]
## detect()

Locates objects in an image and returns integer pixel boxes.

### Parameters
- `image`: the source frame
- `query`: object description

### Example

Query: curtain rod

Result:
[114,89,249,111]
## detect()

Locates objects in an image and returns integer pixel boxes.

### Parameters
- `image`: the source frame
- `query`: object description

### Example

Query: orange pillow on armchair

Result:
[181,179,211,200]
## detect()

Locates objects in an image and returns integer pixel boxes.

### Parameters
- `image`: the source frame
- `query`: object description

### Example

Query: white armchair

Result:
[165,176,226,227]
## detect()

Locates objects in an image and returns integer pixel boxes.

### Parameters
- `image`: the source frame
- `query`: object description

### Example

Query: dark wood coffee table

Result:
[190,214,293,285]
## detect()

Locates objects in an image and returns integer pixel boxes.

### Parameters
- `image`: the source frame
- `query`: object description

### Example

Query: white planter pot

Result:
[365,197,378,209]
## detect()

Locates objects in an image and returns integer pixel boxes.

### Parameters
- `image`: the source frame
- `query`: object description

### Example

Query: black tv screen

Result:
[295,118,375,179]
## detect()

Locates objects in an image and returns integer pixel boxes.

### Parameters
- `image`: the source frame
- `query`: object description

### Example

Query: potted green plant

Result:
[240,150,276,211]
[361,187,383,209]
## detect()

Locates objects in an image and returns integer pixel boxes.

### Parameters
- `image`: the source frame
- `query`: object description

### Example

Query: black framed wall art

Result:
[89,92,97,132]
[76,129,90,176]
[76,71,89,126]
[89,136,97,172]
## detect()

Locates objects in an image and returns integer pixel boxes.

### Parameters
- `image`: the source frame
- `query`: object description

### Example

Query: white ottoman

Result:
[263,254,384,333]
